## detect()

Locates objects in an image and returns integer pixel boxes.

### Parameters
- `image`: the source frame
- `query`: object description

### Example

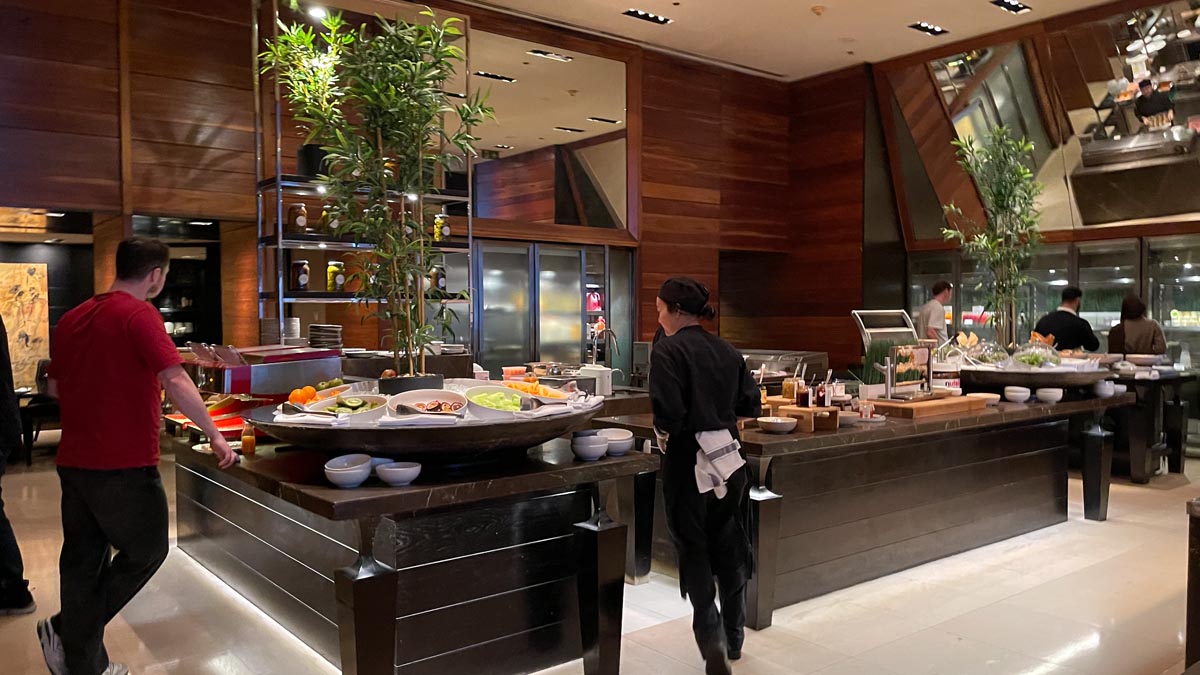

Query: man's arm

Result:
[159,365,237,469]
[1080,320,1101,352]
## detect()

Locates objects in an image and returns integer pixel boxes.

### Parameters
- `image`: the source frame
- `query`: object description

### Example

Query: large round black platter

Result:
[245,405,597,463]
[960,367,1114,390]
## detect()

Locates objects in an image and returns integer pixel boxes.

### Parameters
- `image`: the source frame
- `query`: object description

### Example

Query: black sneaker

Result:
[727,646,741,661]
[0,583,35,616]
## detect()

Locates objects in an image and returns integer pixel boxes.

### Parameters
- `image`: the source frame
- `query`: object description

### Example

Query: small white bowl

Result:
[387,389,467,416]
[598,429,635,456]
[1035,388,1064,404]
[324,454,372,488]
[1113,384,1128,395]
[572,439,609,462]
[325,454,372,471]
[1094,381,1115,399]
[1004,387,1031,403]
[465,385,530,419]
[376,461,421,487]
[757,416,798,434]
[966,393,1001,406]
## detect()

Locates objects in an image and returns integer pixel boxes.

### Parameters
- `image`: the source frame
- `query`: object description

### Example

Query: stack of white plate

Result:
[309,323,344,350]
[441,343,468,355]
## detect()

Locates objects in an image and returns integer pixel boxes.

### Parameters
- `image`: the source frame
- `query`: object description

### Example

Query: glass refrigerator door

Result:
[1078,240,1139,352]
[608,247,634,385]
[959,259,996,343]
[537,246,584,365]
[477,243,532,377]
[1148,234,1200,364]
[909,252,957,333]
[1022,244,1070,339]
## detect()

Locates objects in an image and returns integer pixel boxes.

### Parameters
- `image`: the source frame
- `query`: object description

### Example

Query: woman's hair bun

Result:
[700,305,716,320]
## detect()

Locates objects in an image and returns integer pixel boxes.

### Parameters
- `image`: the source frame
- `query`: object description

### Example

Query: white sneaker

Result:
[101,663,129,675]
[36,618,67,675]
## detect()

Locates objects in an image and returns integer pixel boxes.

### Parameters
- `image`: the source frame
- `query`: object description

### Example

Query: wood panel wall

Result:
[731,66,867,371]
[473,147,557,223]
[0,0,121,212]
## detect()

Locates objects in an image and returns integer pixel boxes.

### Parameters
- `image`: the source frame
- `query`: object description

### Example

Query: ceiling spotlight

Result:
[587,117,622,124]
[494,144,514,150]
[910,21,949,36]
[307,5,327,20]
[990,0,1032,15]
[1179,30,1193,39]
[45,212,66,218]
[475,71,516,83]
[554,126,586,133]
[527,49,573,62]
[623,8,673,25]
[446,92,467,99]
[43,238,63,244]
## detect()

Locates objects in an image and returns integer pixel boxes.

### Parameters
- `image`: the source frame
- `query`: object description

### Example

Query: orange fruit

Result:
[288,389,305,405]
[301,386,317,401]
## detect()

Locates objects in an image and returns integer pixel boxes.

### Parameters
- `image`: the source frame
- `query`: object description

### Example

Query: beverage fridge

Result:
[473,241,633,382]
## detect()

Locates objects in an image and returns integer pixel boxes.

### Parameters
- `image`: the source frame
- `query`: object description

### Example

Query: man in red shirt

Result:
[37,237,236,675]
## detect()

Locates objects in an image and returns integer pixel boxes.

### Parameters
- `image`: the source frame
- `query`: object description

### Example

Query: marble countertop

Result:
[596,394,1136,460]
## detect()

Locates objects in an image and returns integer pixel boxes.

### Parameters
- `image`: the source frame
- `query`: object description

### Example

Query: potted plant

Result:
[262,9,492,394]
[942,126,1043,351]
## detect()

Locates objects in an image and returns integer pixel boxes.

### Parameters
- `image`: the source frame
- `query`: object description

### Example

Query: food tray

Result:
[960,368,1114,389]
[245,405,597,463]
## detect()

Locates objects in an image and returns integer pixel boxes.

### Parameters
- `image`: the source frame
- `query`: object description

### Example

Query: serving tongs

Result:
[394,403,466,417]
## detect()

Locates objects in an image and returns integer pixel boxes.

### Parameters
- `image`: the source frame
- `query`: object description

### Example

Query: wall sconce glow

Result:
[307,5,327,20]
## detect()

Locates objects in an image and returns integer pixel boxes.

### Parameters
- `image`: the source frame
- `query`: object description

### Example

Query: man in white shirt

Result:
[916,281,953,343]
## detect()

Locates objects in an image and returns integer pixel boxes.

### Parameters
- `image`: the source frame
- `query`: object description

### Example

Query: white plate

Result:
[857,415,887,424]
[192,441,242,455]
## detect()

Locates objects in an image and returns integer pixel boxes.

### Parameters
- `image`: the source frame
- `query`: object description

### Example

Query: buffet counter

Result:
[595,394,1134,629]
[168,434,658,675]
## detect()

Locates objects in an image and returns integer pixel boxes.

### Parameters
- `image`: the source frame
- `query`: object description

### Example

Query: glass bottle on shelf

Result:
[327,261,346,292]
[240,420,256,457]
[287,203,308,234]
[291,260,310,291]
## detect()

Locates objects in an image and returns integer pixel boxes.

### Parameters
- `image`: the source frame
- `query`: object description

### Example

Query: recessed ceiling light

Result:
[1179,30,1193,39]
[475,71,516,83]
[910,22,949,36]
[446,92,467,99]
[1126,18,1138,26]
[990,0,1032,15]
[43,238,63,244]
[307,5,327,20]
[494,144,514,150]
[45,212,65,218]
[527,49,573,63]
[554,126,586,133]
[587,117,622,124]
[623,8,673,25]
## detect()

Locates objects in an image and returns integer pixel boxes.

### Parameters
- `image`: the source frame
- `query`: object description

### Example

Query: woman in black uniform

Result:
[649,278,761,675]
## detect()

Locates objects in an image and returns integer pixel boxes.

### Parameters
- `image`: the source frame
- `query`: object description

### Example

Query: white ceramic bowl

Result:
[757,416,798,434]
[1126,354,1166,366]
[324,454,371,488]
[966,393,1001,406]
[572,437,609,462]
[376,461,421,487]
[325,454,372,471]
[1004,387,1031,403]
[934,386,963,397]
[1113,384,1128,395]
[465,385,530,419]
[1094,381,1115,399]
[387,389,467,416]
[1035,388,1064,404]
[598,429,635,456]
[307,395,389,422]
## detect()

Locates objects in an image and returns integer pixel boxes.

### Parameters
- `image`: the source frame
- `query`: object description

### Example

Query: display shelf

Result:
[261,291,470,305]
[257,175,470,204]
[259,233,470,252]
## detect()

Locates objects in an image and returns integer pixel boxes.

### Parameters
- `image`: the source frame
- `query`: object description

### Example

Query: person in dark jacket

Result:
[1033,286,1100,351]
[0,315,34,616]
[649,277,761,675]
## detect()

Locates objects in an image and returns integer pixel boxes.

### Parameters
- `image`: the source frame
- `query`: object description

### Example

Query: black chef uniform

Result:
[649,278,761,665]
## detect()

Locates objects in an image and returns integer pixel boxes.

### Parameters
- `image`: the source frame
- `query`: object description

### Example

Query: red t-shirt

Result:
[50,291,183,469]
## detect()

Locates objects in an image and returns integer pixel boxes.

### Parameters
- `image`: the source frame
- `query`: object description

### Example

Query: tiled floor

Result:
[1,435,1197,675]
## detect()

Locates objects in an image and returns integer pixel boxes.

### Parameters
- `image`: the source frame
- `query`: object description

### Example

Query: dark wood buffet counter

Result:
[168,435,657,675]
[596,394,1135,629]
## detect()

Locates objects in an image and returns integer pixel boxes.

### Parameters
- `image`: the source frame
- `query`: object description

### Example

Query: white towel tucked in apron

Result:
[694,429,744,499]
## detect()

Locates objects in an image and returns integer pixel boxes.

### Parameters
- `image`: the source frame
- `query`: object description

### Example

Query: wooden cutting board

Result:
[867,396,987,419]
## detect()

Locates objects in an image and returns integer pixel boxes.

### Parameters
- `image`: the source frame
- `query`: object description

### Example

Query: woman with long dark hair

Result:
[649,277,761,675]
[1108,294,1166,355]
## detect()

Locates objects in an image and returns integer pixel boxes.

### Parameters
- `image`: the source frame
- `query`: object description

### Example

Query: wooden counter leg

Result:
[1167,401,1189,474]
[746,456,781,631]
[336,515,399,675]
[1121,401,1154,484]
[615,470,656,584]
[576,479,627,675]
[1081,418,1113,522]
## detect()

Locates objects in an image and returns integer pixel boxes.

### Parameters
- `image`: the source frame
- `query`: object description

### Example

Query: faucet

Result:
[591,329,620,366]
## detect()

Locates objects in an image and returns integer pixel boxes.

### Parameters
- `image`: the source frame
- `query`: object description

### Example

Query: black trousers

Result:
[0,457,27,594]
[54,466,169,675]
[662,457,753,655]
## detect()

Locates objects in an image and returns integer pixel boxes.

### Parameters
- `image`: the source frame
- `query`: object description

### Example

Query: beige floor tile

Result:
[810,657,903,675]
[857,628,1082,675]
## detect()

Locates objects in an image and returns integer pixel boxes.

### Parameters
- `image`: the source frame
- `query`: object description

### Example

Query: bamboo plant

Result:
[261,9,492,377]
[942,126,1043,350]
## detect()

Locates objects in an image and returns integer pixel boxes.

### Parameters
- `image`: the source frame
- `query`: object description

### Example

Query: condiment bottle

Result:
[291,260,310,291]
[327,261,346,292]
[240,421,256,457]
[287,203,308,233]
